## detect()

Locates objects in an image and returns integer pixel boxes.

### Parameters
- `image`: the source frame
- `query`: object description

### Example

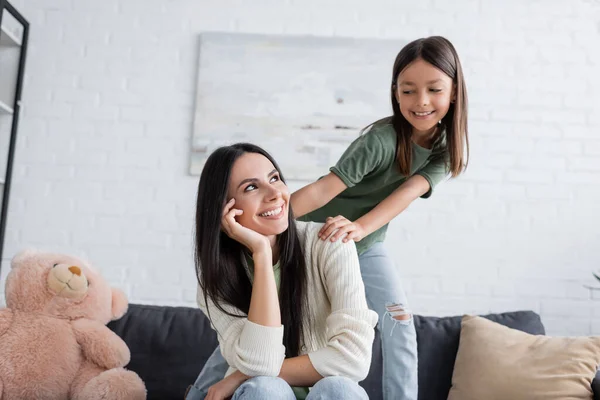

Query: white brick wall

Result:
[1,0,599,336]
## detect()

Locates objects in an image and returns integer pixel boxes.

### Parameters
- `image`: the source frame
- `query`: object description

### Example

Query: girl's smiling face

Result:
[226,152,290,238]
[395,58,455,135]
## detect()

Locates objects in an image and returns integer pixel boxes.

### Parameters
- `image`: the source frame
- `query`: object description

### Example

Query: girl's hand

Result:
[318,215,366,243]
[221,199,271,254]
[206,371,247,400]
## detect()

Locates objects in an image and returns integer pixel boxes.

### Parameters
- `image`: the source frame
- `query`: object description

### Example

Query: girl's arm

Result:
[357,174,429,234]
[292,126,393,219]
[321,174,430,242]
[290,172,347,218]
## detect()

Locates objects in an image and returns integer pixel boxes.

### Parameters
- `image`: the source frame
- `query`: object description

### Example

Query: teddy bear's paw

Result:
[74,368,146,400]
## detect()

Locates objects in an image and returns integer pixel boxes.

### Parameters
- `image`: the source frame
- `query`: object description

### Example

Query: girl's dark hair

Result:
[370,36,469,177]
[194,143,309,358]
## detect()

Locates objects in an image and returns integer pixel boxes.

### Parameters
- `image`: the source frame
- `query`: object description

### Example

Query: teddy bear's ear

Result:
[111,288,129,320]
[10,248,39,269]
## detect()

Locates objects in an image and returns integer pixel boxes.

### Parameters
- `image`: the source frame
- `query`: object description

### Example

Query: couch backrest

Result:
[108,304,219,400]
[108,304,545,400]
[413,311,544,400]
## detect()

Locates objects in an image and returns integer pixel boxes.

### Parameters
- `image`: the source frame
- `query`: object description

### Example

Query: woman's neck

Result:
[268,235,279,264]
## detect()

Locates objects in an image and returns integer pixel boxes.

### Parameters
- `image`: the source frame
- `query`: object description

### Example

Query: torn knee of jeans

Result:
[385,303,412,322]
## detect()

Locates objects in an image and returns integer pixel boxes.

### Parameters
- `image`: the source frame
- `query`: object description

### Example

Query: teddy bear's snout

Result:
[47,263,89,299]
[69,266,81,276]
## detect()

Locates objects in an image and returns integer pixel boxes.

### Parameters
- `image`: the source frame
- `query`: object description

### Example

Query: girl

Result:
[291,36,469,400]
[190,143,378,400]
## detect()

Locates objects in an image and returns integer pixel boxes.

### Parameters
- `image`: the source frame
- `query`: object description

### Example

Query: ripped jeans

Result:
[359,242,418,400]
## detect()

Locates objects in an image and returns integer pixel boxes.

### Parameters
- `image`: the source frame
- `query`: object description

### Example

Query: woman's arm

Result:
[247,248,281,328]
[196,286,286,377]
[278,355,323,386]
[218,355,323,387]
[320,174,430,242]
[290,172,347,218]
[306,234,379,381]
[221,199,281,328]
[196,200,286,377]
[213,356,322,398]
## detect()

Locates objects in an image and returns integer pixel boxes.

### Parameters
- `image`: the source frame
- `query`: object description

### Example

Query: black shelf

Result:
[0,0,28,272]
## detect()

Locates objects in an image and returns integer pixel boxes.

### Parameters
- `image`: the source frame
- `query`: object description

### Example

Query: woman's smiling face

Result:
[226,152,290,237]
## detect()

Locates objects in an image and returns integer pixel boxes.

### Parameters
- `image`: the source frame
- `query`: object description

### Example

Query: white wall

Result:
[1,0,599,336]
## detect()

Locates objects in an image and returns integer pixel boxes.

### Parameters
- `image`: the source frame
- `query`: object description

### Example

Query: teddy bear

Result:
[0,249,147,400]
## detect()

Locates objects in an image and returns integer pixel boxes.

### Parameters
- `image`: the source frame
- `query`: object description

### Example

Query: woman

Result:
[189,143,378,400]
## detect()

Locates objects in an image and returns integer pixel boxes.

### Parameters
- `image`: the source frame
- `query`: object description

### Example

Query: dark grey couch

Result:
[108,304,600,400]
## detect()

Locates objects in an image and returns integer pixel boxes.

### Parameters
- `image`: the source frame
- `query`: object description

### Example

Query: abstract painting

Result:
[190,32,404,180]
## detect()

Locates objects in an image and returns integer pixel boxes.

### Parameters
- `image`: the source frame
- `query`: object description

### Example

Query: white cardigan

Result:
[196,221,378,382]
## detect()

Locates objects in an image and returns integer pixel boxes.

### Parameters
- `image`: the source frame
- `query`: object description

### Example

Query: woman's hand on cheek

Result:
[222,198,271,254]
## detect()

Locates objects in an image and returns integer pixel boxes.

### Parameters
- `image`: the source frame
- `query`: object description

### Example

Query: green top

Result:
[244,256,310,400]
[301,121,448,254]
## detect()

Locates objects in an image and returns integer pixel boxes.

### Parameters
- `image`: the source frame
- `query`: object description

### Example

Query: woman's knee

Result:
[233,376,295,400]
[309,376,368,399]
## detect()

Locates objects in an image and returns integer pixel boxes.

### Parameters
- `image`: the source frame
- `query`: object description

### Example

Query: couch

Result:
[108,304,600,400]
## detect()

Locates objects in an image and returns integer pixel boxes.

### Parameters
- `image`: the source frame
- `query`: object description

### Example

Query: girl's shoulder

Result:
[355,121,397,164]
[362,119,396,141]
[358,120,397,154]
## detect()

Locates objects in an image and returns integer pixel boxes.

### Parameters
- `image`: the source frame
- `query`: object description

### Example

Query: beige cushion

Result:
[448,315,600,400]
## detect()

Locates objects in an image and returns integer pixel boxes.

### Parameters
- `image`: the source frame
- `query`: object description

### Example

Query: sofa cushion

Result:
[448,315,600,400]
[108,304,218,400]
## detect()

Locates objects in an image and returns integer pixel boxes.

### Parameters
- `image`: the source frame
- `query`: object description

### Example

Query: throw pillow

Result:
[448,315,600,400]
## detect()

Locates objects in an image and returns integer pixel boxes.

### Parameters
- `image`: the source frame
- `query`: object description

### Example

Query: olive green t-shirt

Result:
[300,122,448,255]
[245,256,310,400]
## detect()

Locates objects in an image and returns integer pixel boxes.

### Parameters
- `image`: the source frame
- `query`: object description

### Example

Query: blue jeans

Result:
[360,242,418,400]
[186,347,230,400]
[186,367,366,400]
[232,376,368,399]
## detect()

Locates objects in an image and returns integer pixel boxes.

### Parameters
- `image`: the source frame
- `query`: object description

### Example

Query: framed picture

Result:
[191,32,404,180]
